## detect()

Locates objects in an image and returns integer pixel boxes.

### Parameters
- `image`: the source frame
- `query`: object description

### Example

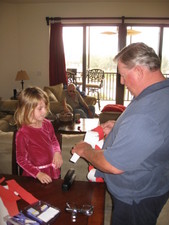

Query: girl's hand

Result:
[52,152,63,169]
[36,172,52,184]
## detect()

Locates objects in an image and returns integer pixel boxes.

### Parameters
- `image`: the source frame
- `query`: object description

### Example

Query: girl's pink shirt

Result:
[16,118,61,179]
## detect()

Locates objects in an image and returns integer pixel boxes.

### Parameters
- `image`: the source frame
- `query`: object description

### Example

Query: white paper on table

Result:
[37,207,60,222]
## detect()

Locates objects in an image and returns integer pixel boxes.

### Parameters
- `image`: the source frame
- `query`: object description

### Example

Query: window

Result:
[63,26,118,73]
[161,27,169,76]
[63,27,83,73]
[124,26,161,105]
[86,26,118,72]
[126,26,160,54]
[60,18,169,105]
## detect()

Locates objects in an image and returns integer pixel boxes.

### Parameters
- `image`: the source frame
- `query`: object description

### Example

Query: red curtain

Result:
[49,23,68,86]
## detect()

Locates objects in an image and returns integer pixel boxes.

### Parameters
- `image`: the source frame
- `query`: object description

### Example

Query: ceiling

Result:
[0,0,166,3]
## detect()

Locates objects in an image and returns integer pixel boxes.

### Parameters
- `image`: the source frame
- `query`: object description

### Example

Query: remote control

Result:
[62,168,76,191]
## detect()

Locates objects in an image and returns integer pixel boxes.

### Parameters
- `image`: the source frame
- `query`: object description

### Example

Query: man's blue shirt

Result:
[96,79,169,204]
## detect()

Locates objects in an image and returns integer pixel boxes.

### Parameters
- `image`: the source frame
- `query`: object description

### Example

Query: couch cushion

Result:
[83,96,97,106]
[0,130,13,174]
[0,112,7,119]
[0,100,18,114]
[101,104,126,112]
[49,101,65,114]
[0,120,10,132]
[44,89,58,102]
[44,83,63,102]
[0,114,15,132]
[2,115,13,122]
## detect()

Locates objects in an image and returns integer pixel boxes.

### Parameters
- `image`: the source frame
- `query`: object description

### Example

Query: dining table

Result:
[0,174,105,225]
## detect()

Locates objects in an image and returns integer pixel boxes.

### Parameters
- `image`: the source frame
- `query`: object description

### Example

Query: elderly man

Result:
[62,83,95,118]
[72,43,169,225]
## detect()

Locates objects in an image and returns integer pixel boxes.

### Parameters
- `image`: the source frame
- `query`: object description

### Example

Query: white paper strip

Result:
[70,129,104,164]
[70,153,80,163]
[84,131,99,148]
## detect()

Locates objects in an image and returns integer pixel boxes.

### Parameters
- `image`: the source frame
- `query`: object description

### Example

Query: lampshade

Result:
[15,70,29,81]
[15,70,29,90]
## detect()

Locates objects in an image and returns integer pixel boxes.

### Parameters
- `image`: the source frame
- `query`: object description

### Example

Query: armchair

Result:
[66,68,77,85]
[44,83,96,116]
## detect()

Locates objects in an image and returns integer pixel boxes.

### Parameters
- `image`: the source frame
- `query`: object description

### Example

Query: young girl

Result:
[14,86,63,184]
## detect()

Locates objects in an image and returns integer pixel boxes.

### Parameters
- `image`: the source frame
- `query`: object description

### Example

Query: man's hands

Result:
[71,140,123,174]
[101,120,116,137]
[71,120,116,160]
[71,141,93,158]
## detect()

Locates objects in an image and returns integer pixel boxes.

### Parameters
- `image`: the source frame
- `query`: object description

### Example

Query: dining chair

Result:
[12,130,23,175]
[86,69,104,110]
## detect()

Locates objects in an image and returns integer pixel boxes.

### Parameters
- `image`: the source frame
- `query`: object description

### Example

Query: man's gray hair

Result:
[114,42,161,71]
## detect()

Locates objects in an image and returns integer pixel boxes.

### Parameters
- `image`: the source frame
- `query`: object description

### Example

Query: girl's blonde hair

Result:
[14,86,49,128]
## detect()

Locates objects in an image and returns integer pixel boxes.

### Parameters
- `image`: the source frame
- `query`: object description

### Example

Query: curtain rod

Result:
[46,16,121,25]
[46,16,169,26]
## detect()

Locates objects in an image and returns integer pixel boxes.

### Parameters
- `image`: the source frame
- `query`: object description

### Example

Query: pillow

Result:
[101,104,126,113]
[44,83,63,102]
[0,100,18,113]
[44,89,58,102]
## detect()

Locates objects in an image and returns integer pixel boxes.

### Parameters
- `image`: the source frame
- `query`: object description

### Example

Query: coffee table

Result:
[53,118,100,147]
[58,118,99,134]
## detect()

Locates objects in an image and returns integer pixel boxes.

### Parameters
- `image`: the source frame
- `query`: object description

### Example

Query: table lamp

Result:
[15,70,29,90]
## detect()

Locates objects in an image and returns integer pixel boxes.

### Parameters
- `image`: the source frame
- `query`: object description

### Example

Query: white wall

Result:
[0,3,19,99]
[0,1,169,99]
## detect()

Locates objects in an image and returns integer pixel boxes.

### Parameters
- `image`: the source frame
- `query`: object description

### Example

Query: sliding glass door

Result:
[161,27,169,76]
[126,26,160,53]
[63,27,83,73]
[86,26,118,72]
[62,24,169,105]
[63,26,118,73]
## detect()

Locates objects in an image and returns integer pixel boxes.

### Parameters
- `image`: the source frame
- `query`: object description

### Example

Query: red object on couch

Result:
[101,104,126,113]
